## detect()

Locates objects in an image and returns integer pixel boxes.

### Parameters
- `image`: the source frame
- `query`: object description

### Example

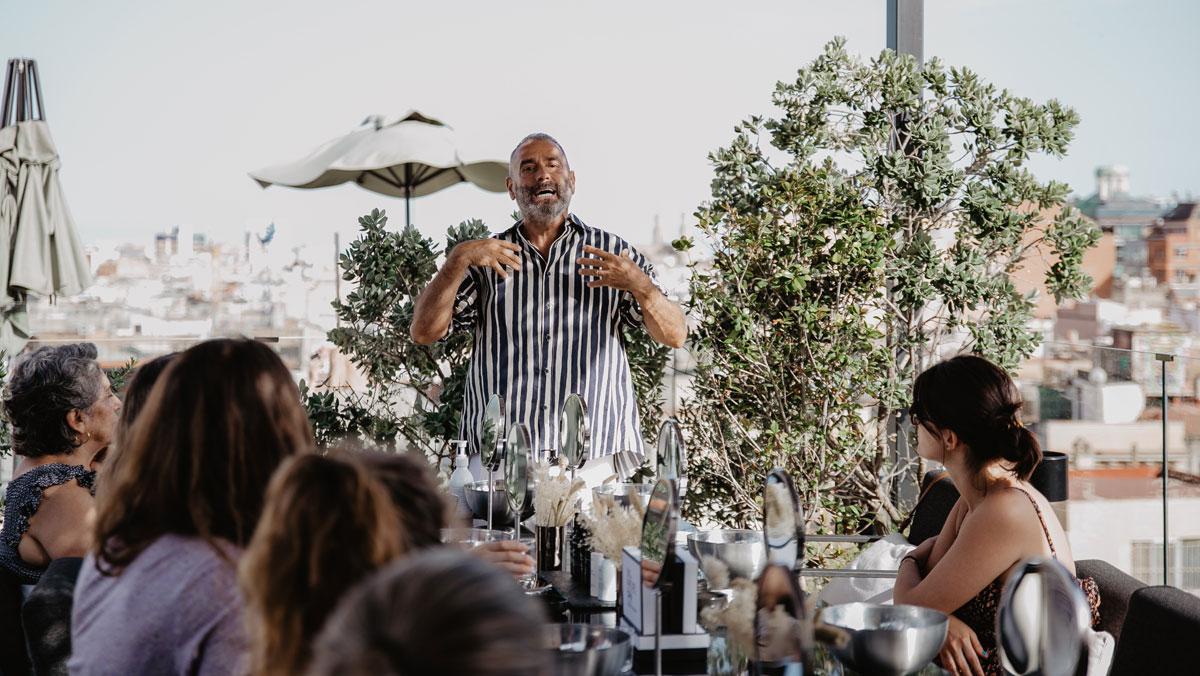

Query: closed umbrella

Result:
[249,111,508,227]
[0,59,93,355]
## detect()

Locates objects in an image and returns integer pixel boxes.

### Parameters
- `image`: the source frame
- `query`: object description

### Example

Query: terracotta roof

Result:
[1069,466,1200,500]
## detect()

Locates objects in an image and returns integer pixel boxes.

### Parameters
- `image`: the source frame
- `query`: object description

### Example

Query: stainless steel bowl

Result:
[545,623,632,676]
[687,529,767,589]
[820,603,949,676]
[462,479,534,526]
[591,482,652,510]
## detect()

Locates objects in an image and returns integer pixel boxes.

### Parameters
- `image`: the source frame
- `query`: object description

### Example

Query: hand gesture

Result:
[472,540,535,580]
[576,246,650,293]
[937,615,987,676]
[450,239,522,279]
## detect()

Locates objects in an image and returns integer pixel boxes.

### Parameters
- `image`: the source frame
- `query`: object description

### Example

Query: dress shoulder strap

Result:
[1009,484,1057,559]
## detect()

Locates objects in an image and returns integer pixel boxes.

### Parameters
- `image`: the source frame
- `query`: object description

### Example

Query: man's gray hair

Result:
[509,133,570,169]
[2,343,104,457]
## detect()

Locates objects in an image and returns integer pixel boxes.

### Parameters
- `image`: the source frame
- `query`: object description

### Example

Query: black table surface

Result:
[541,569,617,611]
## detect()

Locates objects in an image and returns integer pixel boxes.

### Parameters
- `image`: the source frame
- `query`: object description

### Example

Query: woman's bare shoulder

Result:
[971,486,1046,534]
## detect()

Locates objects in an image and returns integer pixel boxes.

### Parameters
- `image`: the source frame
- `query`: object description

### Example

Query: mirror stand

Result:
[485,466,495,532]
[654,588,663,676]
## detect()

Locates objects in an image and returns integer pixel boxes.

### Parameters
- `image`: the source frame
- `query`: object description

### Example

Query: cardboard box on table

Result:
[618,546,709,650]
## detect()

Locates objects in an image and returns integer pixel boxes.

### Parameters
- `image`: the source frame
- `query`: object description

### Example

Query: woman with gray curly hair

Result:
[0,343,121,584]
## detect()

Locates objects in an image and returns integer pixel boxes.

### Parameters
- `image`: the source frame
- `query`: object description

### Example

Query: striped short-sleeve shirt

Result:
[452,214,654,461]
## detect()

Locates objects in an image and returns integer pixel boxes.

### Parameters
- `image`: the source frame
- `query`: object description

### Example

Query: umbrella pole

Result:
[404,163,412,228]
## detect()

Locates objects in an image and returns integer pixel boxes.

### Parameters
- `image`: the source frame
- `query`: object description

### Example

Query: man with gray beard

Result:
[411,133,686,483]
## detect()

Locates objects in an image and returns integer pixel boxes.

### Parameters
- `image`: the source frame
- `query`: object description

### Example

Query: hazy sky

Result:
[4,0,1198,254]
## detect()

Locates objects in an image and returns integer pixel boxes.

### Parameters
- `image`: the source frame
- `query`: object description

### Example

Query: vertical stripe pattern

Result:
[452,214,654,460]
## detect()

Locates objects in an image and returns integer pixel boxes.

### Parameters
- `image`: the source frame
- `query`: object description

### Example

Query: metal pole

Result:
[886,0,925,62]
[404,163,412,228]
[15,61,26,124]
[29,61,44,121]
[1156,352,1173,585]
[654,589,663,676]
[885,0,924,507]
[2,60,15,126]
[333,232,340,328]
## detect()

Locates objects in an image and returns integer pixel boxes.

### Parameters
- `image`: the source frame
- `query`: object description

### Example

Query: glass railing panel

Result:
[1033,340,1200,596]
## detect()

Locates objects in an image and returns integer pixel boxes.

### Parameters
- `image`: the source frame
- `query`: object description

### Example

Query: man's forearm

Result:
[634,285,687,349]
[411,256,468,344]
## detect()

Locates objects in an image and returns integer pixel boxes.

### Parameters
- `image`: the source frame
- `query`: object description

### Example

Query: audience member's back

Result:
[70,339,314,676]
[307,549,550,676]
[240,453,406,676]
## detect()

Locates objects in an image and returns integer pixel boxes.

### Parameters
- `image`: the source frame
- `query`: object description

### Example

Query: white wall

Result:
[1068,496,1200,589]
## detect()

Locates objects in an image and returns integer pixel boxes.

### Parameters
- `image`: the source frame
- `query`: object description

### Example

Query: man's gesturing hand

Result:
[449,239,522,279]
[576,246,651,294]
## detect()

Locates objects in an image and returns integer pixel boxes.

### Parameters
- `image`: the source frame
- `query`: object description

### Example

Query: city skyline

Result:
[3,0,1197,252]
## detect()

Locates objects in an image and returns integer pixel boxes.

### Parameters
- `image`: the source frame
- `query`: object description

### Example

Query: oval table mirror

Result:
[559,393,589,474]
[640,477,679,676]
[640,477,679,590]
[505,423,540,591]
[479,394,506,531]
[505,422,532,530]
[479,394,506,471]
[997,557,1091,676]
[753,563,811,675]
[763,469,804,570]
[655,419,687,498]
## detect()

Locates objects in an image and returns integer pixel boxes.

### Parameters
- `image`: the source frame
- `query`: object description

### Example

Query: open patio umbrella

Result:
[249,111,508,227]
[0,58,93,355]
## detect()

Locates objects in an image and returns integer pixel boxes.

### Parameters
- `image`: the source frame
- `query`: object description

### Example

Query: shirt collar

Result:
[507,213,585,238]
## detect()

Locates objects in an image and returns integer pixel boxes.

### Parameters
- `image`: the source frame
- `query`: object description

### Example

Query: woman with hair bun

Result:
[894,355,1100,676]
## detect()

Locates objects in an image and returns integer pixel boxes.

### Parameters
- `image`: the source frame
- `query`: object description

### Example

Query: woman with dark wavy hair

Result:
[0,343,120,585]
[69,338,314,676]
[894,355,1099,676]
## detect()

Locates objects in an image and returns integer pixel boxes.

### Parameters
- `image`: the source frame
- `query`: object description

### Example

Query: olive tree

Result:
[679,38,1099,531]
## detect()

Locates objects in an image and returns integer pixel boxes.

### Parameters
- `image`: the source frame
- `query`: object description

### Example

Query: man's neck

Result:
[520,213,569,257]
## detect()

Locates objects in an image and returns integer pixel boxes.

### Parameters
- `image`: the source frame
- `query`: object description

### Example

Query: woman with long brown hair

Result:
[240,453,407,676]
[69,339,314,675]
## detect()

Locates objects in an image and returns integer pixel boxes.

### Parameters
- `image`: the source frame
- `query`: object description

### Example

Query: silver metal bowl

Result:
[687,529,767,589]
[820,603,949,676]
[545,623,632,676]
[591,482,652,510]
[462,479,534,526]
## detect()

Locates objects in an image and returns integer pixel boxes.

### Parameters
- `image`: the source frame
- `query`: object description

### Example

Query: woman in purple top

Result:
[70,339,314,676]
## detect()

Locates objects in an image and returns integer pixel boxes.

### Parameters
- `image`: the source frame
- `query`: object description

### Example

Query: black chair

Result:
[1109,585,1200,676]
[0,566,32,676]
[1073,559,1145,642]
[905,470,958,547]
[23,557,83,676]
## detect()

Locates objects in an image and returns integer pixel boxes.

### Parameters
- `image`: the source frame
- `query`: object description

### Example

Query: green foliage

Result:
[682,38,1098,531]
[625,326,671,445]
[303,209,669,468]
[105,359,137,393]
[302,209,487,464]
